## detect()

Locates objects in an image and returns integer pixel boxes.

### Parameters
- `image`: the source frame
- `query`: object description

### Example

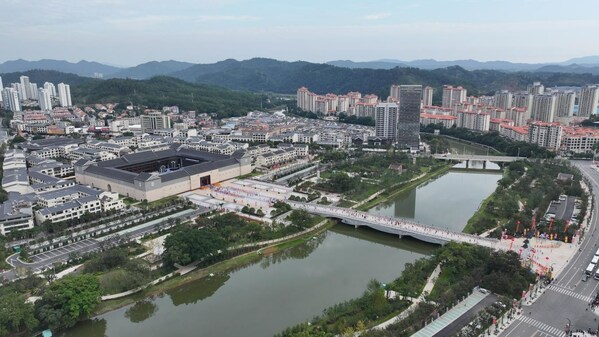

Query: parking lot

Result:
[29,238,99,263]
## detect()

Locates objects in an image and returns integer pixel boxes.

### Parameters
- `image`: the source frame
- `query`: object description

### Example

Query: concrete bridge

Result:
[432,154,522,168]
[289,202,499,248]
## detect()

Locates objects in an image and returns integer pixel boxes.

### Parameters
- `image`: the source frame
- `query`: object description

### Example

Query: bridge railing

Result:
[290,202,498,245]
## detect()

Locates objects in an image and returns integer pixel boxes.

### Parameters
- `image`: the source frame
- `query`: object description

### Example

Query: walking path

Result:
[372,264,441,331]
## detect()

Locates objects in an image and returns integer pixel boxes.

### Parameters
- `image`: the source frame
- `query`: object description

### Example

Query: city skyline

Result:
[2,0,599,66]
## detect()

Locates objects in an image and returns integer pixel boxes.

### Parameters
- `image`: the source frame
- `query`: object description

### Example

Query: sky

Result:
[2,0,599,66]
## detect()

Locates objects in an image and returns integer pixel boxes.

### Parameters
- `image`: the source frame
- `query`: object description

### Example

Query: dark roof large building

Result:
[74,146,252,201]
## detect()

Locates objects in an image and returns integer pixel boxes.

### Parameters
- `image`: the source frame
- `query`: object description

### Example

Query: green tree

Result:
[162,226,227,266]
[0,293,38,336]
[287,210,315,229]
[10,135,26,144]
[35,274,101,329]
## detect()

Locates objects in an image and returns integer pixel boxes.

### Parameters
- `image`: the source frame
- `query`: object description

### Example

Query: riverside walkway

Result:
[289,202,499,247]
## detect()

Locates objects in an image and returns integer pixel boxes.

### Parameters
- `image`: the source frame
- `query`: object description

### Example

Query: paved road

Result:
[1,208,203,282]
[500,160,599,337]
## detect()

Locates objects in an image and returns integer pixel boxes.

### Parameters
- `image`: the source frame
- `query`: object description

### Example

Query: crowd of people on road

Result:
[292,203,497,248]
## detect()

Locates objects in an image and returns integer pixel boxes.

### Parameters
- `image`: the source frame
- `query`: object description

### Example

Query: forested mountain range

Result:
[3,59,599,106]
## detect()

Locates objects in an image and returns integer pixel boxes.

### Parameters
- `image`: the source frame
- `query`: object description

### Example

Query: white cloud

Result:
[364,13,391,20]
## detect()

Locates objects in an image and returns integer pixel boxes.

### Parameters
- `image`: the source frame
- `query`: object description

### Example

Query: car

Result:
[583,274,590,282]
[479,288,489,294]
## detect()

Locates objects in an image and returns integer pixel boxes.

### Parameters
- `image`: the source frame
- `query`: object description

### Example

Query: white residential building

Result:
[2,88,21,112]
[442,85,467,108]
[374,102,398,140]
[578,85,599,117]
[57,83,72,107]
[531,94,556,122]
[494,90,513,110]
[422,86,434,107]
[38,88,53,111]
[554,91,575,117]
[528,122,562,150]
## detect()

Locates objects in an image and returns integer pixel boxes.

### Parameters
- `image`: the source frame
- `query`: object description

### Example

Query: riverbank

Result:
[462,189,499,234]
[357,164,451,212]
[93,219,335,316]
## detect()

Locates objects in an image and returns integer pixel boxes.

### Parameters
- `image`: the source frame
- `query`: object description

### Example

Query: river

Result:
[60,163,501,337]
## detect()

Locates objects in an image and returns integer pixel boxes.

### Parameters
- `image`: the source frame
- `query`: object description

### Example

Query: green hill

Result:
[169,58,599,97]
[0,69,98,86]
[71,76,265,118]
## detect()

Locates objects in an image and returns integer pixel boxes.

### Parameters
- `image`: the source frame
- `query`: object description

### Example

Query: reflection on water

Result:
[260,232,325,269]
[369,171,501,232]
[60,229,434,337]
[59,318,107,337]
[124,300,158,323]
[452,161,501,170]
[167,273,230,306]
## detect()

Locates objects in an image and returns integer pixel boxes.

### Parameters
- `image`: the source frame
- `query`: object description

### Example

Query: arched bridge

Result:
[289,202,499,248]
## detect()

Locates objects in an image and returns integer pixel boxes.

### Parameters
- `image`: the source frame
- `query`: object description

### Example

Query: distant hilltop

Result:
[2,55,599,80]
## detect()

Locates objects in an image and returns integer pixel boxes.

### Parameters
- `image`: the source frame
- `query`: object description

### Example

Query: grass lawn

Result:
[146,195,180,208]
[346,182,381,202]
[337,199,356,208]
[238,170,262,179]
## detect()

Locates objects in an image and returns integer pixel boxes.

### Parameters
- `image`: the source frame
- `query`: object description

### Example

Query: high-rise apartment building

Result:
[422,86,434,107]
[494,90,512,110]
[141,113,171,132]
[442,85,467,108]
[57,83,72,107]
[13,83,26,101]
[456,111,490,132]
[2,88,21,112]
[397,85,422,149]
[527,81,544,95]
[578,85,599,117]
[512,92,533,119]
[29,83,38,101]
[389,85,401,101]
[528,121,562,150]
[374,102,398,141]
[531,94,556,122]
[44,82,57,97]
[38,88,52,111]
[554,91,575,117]
[19,76,31,100]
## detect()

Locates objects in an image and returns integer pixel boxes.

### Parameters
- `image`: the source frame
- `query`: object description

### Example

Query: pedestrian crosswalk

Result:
[517,315,567,337]
[548,284,593,303]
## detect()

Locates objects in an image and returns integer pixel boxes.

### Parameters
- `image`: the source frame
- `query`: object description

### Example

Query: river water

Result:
[60,163,501,337]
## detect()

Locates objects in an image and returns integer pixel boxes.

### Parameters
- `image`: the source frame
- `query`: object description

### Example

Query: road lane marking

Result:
[518,316,566,337]
[548,284,593,303]
[503,318,526,337]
